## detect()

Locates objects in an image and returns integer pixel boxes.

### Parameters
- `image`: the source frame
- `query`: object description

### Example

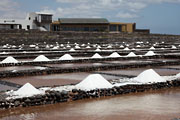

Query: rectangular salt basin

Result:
[103,60,152,64]
[0,66,46,72]
[0,84,17,92]
[2,72,121,87]
[43,63,104,68]
[96,67,180,76]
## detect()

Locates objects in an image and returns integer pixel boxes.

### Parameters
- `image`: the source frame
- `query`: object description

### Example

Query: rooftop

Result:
[58,18,109,24]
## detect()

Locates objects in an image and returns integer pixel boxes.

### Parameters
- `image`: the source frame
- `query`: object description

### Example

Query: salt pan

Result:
[75,74,113,91]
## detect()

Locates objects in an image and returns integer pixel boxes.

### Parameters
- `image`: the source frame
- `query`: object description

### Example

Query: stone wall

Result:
[0,80,179,109]
[0,30,180,45]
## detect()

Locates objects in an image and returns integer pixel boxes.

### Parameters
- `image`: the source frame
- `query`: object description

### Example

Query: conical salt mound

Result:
[149,46,155,50]
[69,48,75,51]
[133,69,166,83]
[145,51,156,56]
[108,52,121,58]
[59,54,74,60]
[127,52,136,57]
[75,74,113,91]
[91,53,103,58]
[33,55,50,62]
[124,47,130,50]
[172,45,176,49]
[95,48,101,51]
[1,56,18,63]
[14,83,42,96]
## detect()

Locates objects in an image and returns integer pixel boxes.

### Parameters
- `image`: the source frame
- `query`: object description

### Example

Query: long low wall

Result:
[0,80,179,109]
[0,31,180,45]
[0,59,179,78]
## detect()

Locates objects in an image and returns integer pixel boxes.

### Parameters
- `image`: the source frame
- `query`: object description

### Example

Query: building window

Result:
[27,25,30,30]
[10,25,14,29]
[118,25,122,32]
[109,25,117,31]
[19,25,22,29]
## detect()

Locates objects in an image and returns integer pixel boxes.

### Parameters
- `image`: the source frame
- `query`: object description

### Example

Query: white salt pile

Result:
[127,52,136,57]
[133,69,166,83]
[59,54,74,60]
[124,47,130,50]
[108,52,121,58]
[91,53,103,58]
[145,51,156,56]
[120,45,124,48]
[107,45,112,48]
[75,74,113,91]
[1,56,18,63]
[29,45,36,48]
[95,48,101,51]
[149,46,155,50]
[97,45,101,48]
[86,46,91,48]
[172,45,176,49]
[33,55,50,62]
[52,46,59,49]
[136,45,141,48]
[175,73,180,78]
[75,46,80,49]
[14,83,42,97]
[69,48,76,51]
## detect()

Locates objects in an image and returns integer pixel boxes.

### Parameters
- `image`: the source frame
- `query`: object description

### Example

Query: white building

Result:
[0,12,53,31]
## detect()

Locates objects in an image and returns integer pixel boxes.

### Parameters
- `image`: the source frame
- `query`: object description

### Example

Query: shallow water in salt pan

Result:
[0,88,179,120]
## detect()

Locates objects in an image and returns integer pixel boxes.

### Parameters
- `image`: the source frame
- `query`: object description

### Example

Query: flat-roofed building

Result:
[109,22,136,33]
[51,18,109,32]
[0,12,53,31]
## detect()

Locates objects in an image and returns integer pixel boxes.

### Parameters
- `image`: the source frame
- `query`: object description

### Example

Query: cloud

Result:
[0,0,26,19]
[116,12,138,19]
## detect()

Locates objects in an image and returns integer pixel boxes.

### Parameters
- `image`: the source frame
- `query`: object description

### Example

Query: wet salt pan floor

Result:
[0,88,179,120]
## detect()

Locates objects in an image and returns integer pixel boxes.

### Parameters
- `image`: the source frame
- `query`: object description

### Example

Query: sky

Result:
[0,0,180,35]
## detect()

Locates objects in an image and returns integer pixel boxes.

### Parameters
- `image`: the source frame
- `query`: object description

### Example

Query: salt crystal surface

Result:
[145,51,156,56]
[127,52,136,57]
[69,48,75,51]
[91,53,103,58]
[33,55,50,62]
[120,45,124,48]
[1,56,18,63]
[95,48,101,51]
[108,52,121,58]
[124,47,130,50]
[133,69,166,83]
[59,54,74,60]
[86,46,91,48]
[172,45,176,49]
[75,74,113,91]
[13,83,42,97]
[149,46,155,50]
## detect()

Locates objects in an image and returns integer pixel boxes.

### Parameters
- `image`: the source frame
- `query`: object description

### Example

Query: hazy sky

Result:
[0,0,180,34]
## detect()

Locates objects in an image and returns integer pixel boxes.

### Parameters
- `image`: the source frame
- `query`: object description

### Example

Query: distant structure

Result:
[51,18,150,33]
[0,12,53,31]
[0,12,149,33]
